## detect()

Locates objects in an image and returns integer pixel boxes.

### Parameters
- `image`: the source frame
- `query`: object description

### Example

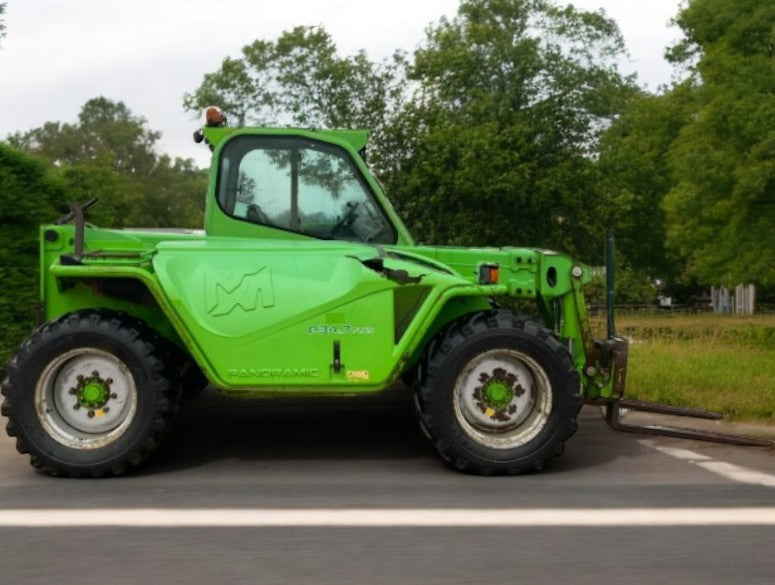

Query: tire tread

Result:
[1,309,180,478]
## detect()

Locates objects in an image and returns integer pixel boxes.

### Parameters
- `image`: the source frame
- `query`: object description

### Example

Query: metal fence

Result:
[711,285,756,315]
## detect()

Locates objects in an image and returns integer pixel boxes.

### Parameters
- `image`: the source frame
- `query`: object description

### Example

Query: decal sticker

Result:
[206,266,275,317]
[227,368,320,379]
[307,325,375,335]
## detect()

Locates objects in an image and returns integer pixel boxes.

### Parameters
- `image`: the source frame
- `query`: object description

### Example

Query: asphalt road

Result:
[1,389,774,585]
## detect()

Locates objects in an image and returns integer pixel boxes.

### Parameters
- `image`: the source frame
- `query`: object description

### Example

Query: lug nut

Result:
[87,410,95,418]
[68,388,77,395]
[103,407,110,413]
[110,393,118,399]
[77,375,84,382]
[105,378,113,385]
[73,403,81,410]
[92,371,99,377]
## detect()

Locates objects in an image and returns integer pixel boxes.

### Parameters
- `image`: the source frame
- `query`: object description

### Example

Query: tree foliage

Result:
[661,0,775,288]
[0,144,69,369]
[9,97,206,228]
[594,0,775,296]
[387,0,635,260]
[597,87,694,286]
[183,26,406,174]
[10,98,160,175]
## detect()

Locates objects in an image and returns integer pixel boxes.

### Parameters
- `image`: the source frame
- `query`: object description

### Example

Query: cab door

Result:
[153,135,400,389]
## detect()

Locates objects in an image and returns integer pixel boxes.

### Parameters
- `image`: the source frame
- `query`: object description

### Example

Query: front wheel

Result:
[1,310,180,477]
[415,311,582,475]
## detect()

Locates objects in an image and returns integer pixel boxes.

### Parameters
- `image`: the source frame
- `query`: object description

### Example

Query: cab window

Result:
[217,136,396,244]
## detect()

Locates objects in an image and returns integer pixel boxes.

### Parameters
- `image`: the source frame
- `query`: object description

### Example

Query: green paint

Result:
[34,123,625,400]
[82,384,102,402]
[79,378,109,408]
[484,381,513,410]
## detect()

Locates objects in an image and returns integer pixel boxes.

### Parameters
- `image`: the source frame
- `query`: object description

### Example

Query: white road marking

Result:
[0,508,775,527]
[640,440,775,488]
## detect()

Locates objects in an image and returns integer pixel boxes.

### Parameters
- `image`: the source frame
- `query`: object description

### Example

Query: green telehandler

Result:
[2,108,764,478]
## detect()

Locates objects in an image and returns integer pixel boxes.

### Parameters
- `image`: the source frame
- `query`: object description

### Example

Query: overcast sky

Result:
[0,0,683,168]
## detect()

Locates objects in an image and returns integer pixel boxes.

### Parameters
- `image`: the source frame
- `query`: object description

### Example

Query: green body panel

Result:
[37,125,622,400]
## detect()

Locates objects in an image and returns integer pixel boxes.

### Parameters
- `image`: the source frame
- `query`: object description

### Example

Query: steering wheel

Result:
[330,201,360,236]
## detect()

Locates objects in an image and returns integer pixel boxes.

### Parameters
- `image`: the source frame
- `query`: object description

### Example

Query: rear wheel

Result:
[415,311,582,475]
[1,310,180,477]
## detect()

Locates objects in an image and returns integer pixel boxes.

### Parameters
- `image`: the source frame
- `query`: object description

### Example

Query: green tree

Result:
[0,144,69,369]
[386,0,636,259]
[183,26,406,174]
[597,86,694,287]
[663,0,775,288]
[10,97,159,175]
[9,97,206,228]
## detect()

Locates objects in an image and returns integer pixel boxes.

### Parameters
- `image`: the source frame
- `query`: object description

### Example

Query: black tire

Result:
[414,311,582,475]
[1,310,180,477]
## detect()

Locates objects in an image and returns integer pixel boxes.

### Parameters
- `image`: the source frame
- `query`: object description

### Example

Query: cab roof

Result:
[201,126,370,152]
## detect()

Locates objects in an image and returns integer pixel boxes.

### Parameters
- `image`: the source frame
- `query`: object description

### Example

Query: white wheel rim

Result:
[453,348,553,449]
[35,348,138,449]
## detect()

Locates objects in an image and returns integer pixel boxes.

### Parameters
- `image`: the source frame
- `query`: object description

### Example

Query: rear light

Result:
[478,263,500,285]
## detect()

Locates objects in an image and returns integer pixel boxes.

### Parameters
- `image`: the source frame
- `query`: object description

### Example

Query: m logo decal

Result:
[206,267,275,317]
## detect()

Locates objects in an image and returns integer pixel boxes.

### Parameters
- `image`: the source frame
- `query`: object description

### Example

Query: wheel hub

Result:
[473,367,526,422]
[35,348,138,449]
[75,373,113,409]
[453,348,552,449]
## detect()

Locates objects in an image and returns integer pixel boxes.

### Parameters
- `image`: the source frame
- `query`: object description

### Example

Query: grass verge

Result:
[609,313,775,422]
